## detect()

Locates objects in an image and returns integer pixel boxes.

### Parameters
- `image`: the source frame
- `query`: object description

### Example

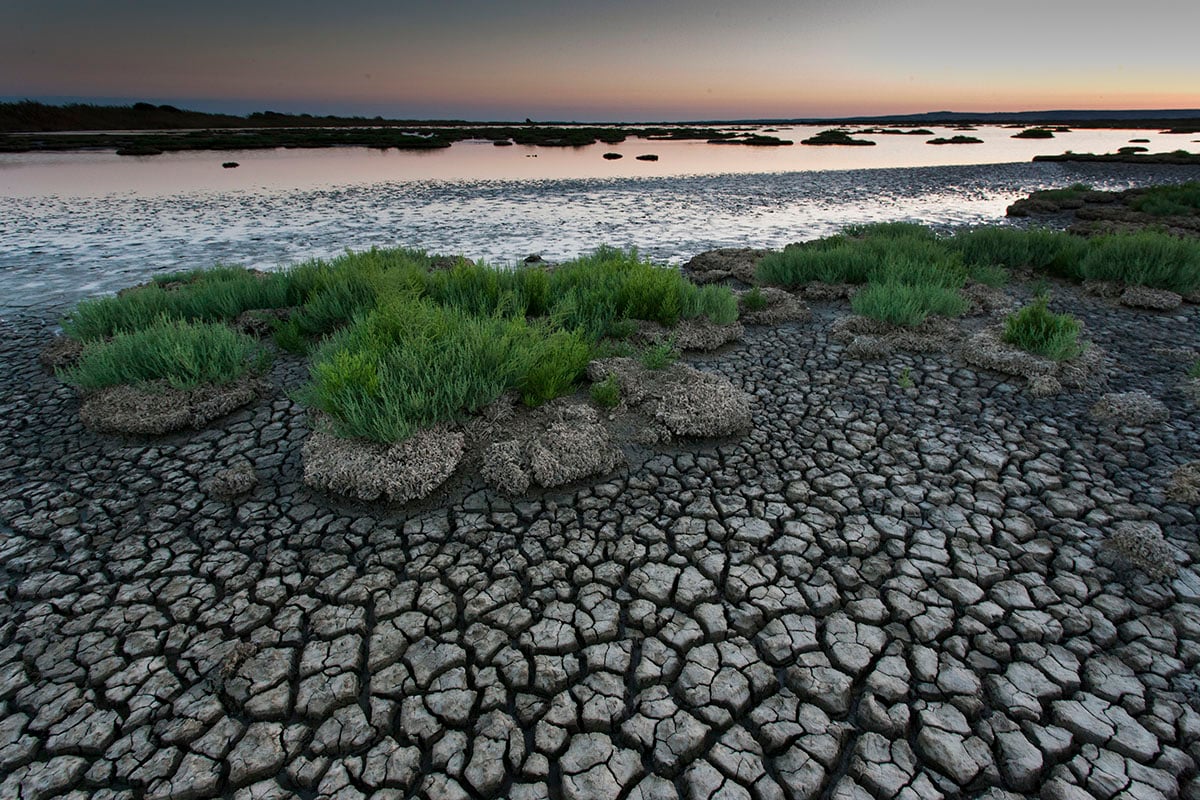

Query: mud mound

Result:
[1120,287,1183,311]
[961,325,1106,395]
[1090,391,1170,426]
[683,248,768,285]
[80,376,262,435]
[638,319,743,352]
[738,288,812,325]
[302,426,464,503]
[1103,521,1179,582]
[832,315,964,358]
[38,335,85,370]
[588,357,752,440]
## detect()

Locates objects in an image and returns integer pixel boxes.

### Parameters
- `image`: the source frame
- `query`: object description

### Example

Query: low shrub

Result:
[951,227,1084,276]
[1002,295,1083,361]
[63,268,299,340]
[1131,182,1200,216]
[1077,230,1200,292]
[850,283,968,327]
[640,339,679,370]
[60,318,266,390]
[590,374,621,408]
[741,286,768,312]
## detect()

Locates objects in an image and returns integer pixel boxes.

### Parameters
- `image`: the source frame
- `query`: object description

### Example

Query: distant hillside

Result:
[703,109,1200,129]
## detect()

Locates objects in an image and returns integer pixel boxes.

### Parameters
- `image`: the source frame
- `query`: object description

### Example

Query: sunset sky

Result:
[3,0,1197,121]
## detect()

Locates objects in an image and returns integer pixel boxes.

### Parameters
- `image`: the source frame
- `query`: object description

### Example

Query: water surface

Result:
[2,126,1198,314]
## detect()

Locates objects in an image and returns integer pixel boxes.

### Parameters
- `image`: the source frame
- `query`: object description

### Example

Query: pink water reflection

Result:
[0,125,1190,198]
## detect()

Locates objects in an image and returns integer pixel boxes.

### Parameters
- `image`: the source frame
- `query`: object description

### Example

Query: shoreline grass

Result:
[57,246,740,443]
[59,318,267,391]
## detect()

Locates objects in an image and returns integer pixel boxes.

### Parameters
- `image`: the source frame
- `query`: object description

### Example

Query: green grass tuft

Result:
[640,339,679,370]
[1077,230,1200,292]
[741,286,768,312]
[590,374,621,408]
[1002,295,1083,361]
[850,283,968,327]
[59,318,267,391]
[1130,182,1200,216]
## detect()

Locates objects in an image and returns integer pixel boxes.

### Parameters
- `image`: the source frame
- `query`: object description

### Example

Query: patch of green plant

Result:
[897,367,914,389]
[850,282,968,327]
[741,286,768,312]
[1189,360,1200,379]
[640,339,679,370]
[1130,182,1200,216]
[968,264,1009,287]
[950,227,1085,277]
[302,297,581,442]
[842,221,938,241]
[513,326,593,407]
[1077,230,1200,292]
[271,318,309,353]
[62,268,300,340]
[1029,183,1092,202]
[59,318,267,391]
[590,374,621,408]
[1002,295,1083,361]
[801,129,876,146]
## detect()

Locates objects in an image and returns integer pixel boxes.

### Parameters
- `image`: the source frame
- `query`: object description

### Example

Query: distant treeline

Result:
[0,100,496,133]
[1,101,776,155]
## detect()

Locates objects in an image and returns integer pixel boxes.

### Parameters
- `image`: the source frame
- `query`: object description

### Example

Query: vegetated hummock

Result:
[756,220,1200,324]
[927,135,984,145]
[1006,181,1200,238]
[800,129,877,146]
[1002,294,1084,361]
[1012,127,1056,139]
[57,247,738,443]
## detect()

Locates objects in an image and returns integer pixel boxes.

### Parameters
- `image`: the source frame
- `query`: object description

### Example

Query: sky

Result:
[3,0,1198,122]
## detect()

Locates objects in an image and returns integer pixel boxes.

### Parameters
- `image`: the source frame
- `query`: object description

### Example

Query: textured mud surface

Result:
[3,283,1200,799]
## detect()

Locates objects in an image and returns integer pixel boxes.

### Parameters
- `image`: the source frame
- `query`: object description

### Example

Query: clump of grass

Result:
[897,367,914,389]
[1028,183,1092,202]
[640,339,679,370]
[302,297,588,442]
[1002,295,1083,361]
[590,374,621,408]
[842,221,939,241]
[850,283,968,327]
[59,318,267,391]
[62,268,301,340]
[951,227,1084,277]
[1131,182,1200,216]
[968,264,1009,287]
[1077,230,1200,293]
[741,286,768,312]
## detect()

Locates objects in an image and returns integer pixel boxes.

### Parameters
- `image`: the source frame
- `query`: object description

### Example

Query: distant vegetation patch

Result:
[1130,181,1200,216]
[1012,128,1056,139]
[757,219,1200,314]
[927,135,983,145]
[800,129,877,146]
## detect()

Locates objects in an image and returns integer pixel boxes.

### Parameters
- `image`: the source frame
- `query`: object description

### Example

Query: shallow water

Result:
[1,126,1199,314]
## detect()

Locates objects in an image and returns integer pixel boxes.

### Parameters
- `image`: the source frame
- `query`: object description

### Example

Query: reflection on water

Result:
[1,127,1199,314]
[0,125,1193,196]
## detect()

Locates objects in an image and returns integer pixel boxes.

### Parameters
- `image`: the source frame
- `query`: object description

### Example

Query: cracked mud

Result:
[3,282,1200,799]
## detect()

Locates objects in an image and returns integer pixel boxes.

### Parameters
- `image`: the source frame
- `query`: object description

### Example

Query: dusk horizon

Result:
[4,0,1198,123]
[8,94,1200,125]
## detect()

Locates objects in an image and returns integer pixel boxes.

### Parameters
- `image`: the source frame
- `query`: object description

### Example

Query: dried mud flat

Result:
[3,281,1200,800]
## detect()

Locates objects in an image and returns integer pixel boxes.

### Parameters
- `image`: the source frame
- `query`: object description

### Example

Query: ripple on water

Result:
[3,161,1200,314]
